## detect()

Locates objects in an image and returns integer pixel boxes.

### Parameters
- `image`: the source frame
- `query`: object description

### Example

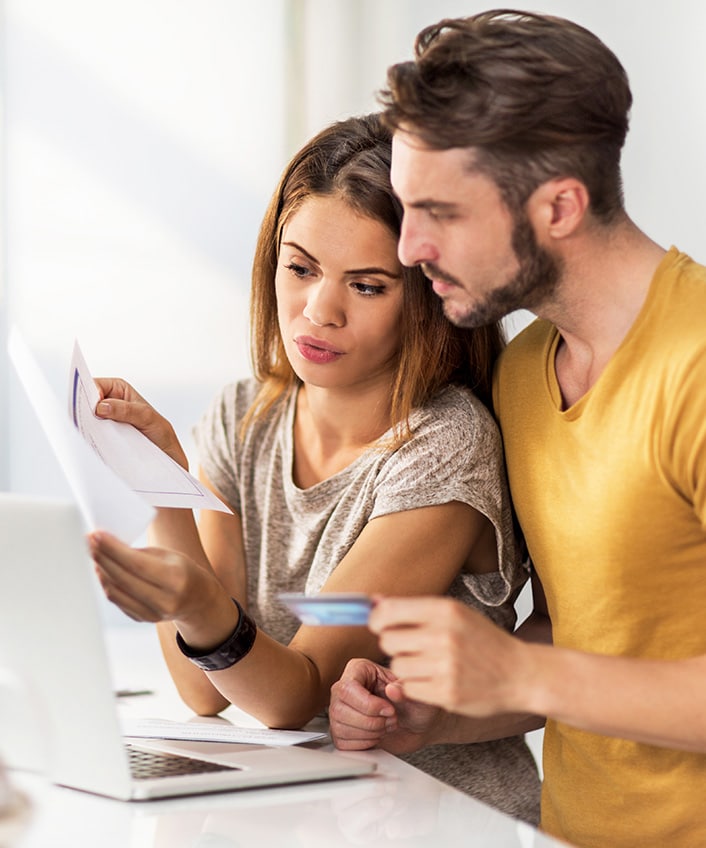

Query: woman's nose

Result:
[302,279,345,327]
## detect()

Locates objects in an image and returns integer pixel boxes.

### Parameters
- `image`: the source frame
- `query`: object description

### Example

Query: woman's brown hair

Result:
[243,113,504,442]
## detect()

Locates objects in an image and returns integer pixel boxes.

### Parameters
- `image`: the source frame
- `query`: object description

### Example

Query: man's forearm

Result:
[429,709,545,746]
[522,644,706,753]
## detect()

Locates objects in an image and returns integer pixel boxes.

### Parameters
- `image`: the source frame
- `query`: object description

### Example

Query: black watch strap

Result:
[176,598,257,671]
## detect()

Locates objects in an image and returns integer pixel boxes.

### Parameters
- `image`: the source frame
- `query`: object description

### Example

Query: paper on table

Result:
[8,327,155,542]
[69,340,231,513]
[121,717,327,747]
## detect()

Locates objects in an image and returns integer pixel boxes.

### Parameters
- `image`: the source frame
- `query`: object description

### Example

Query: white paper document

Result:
[121,717,327,747]
[8,329,231,541]
[68,340,230,513]
[8,328,155,542]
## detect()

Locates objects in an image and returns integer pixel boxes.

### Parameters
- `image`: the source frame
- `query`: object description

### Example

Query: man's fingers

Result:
[369,596,461,634]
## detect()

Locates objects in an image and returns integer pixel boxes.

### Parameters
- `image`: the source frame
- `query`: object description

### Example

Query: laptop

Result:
[0,493,375,800]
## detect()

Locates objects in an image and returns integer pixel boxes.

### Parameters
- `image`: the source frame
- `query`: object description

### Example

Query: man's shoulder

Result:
[498,317,554,373]
[663,247,706,278]
[492,318,555,416]
[643,249,706,354]
[662,249,706,311]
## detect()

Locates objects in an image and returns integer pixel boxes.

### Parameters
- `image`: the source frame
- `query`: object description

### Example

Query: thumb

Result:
[385,681,407,705]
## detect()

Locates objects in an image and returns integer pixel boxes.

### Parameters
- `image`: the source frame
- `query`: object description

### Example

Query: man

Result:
[328,10,706,848]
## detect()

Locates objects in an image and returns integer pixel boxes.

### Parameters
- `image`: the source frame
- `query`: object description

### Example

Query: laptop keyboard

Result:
[126,745,241,780]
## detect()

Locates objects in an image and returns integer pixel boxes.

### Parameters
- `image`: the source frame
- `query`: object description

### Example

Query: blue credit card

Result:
[278,592,373,626]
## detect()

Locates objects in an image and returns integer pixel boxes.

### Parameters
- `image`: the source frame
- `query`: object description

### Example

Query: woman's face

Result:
[275,194,404,393]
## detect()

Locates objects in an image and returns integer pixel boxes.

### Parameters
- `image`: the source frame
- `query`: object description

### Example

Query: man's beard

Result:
[422,212,563,329]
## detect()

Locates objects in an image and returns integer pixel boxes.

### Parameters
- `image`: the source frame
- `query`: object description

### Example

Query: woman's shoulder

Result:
[195,377,260,444]
[392,384,502,469]
[205,377,260,418]
[415,384,498,437]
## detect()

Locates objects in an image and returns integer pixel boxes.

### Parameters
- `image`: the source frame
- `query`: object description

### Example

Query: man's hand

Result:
[369,596,531,719]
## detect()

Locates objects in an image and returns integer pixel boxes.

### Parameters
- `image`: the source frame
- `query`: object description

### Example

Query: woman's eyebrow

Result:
[282,241,401,279]
[281,240,319,265]
[344,266,402,279]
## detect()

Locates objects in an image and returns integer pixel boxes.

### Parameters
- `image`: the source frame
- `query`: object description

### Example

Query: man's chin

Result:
[442,299,483,328]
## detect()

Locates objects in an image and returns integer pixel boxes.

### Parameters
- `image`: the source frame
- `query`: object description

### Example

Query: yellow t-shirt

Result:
[493,247,706,847]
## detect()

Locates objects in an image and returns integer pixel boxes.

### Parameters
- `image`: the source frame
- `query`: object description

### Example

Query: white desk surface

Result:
[9,626,567,848]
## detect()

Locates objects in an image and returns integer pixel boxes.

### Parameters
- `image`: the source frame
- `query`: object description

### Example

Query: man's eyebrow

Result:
[407,199,459,211]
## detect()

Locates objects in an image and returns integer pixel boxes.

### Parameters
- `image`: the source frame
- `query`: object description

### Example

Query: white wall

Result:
[2,0,288,497]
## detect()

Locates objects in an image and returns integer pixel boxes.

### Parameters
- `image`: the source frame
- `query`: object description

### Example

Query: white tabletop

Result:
[7,626,567,848]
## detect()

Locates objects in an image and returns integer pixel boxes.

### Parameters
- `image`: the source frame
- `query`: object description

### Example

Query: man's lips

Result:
[421,264,460,297]
[431,278,458,296]
[294,335,344,364]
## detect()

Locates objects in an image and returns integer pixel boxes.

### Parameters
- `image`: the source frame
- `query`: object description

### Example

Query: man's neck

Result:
[536,221,667,408]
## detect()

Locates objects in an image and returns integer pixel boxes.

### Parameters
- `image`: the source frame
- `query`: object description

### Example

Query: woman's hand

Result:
[93,378,188,469]
[88,531,238,650]
[329,658,443,755]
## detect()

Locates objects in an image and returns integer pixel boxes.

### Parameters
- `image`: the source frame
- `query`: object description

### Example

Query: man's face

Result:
[390,131,562,328]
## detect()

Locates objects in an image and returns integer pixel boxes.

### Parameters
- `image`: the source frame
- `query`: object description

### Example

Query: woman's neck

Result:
[292,382,393,488]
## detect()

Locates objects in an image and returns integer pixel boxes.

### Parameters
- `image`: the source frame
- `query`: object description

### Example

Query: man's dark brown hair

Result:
[380,9,633,221]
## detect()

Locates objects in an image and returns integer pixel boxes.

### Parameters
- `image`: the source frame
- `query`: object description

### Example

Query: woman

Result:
[90,114,539,822]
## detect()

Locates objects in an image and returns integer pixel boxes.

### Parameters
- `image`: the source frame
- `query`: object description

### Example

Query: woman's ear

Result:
[527,178,590,241]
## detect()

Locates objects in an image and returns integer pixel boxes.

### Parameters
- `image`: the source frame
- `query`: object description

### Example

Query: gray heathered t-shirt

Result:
[194,379,540,824]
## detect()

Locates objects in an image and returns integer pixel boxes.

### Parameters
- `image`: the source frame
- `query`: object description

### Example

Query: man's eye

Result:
[428,208,450,221]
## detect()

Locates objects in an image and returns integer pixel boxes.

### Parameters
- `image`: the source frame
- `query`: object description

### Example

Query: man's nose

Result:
[398,212,437,268]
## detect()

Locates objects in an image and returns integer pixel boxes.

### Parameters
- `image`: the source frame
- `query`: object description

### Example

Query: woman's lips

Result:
[294,336,344,364]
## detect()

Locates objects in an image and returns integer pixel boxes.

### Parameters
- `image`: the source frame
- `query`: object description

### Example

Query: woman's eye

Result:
[351,281,385,296]
[283,261,312,278]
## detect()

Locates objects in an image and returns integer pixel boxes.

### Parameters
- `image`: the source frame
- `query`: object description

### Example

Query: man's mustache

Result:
[420,262,461,287]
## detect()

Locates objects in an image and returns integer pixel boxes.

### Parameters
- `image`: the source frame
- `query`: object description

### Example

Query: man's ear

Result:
[527,178,590,241]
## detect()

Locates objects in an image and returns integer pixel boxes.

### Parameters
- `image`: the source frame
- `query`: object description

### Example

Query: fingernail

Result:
[96,401,111,415]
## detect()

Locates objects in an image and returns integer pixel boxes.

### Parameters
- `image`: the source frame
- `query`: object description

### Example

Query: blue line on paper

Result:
[72,368,80,428]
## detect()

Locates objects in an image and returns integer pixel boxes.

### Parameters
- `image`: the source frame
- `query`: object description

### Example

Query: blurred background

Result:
[2,0,706,499]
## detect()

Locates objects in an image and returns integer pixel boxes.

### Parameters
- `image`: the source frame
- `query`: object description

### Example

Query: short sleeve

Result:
[192,381,248,513]
[370,386,506,521]
[370,386,523,610]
